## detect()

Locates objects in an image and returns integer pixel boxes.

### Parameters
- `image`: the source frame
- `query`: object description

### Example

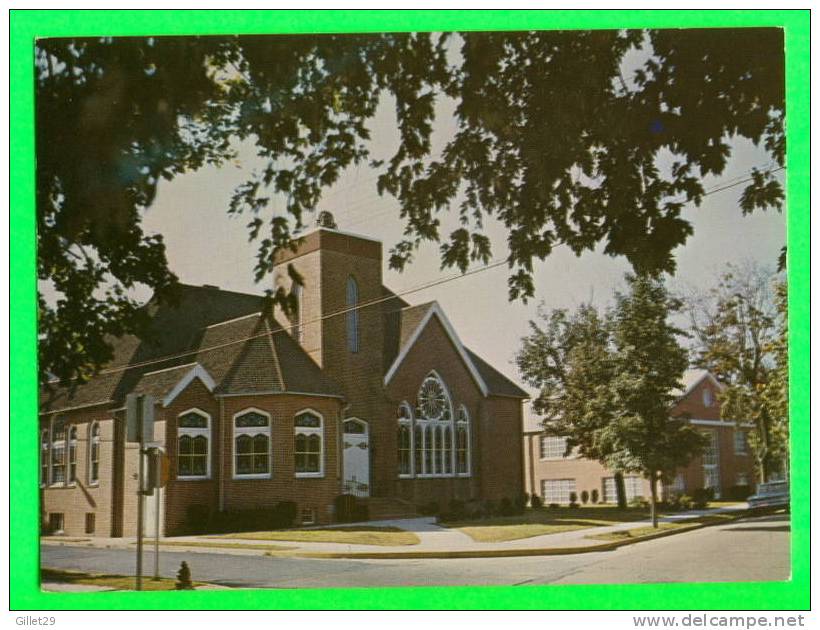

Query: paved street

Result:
[41,513,790,589]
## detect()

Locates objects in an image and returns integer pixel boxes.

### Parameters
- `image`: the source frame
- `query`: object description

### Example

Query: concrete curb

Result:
[42,511,747,561]
[263,513,745,560]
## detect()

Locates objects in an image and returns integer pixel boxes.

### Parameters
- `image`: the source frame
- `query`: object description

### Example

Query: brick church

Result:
[39,224,528,537]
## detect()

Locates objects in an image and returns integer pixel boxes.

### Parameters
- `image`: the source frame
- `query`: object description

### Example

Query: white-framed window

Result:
[702,429,721,497]
[233,409,271,478]
[50,416,67,485]
[414,372,458,478]
[734,429,749,455]
[88,422,100,485]
[295,410,323,477]
[346,276,359,353]
[291,282,303,343]
[539,435,569,460]
[40,429,49,487]
[736,472,750,486]
[702,387,714,407]
[397,403,413,477]
[541,478,576,504]
[455,405,471,476]
[67,426,78,484]
[602,475,645,503]
[177,409,211,479]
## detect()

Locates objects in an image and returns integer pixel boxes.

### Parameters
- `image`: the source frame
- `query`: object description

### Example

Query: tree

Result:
[685,264,788,481]
[36,29,785,386]
[517,274,707,527]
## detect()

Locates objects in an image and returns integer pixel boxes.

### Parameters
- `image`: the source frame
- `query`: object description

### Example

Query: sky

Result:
[140,89,786,406]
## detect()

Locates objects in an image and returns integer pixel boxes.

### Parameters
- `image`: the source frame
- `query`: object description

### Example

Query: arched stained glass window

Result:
[177,410,210,479]
[234,409,271,477]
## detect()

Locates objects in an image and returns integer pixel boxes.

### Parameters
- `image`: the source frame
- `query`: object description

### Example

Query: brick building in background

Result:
[39,225,528,537]
[522,370,757,505]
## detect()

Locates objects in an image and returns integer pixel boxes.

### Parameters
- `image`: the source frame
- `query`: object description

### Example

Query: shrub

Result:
[691,487,715,509]
[499,497,515,516]
[440,499,467,521]
[628,496,649,510]
[580,490,589,505]
[726,484,753,501]
[417,501,440,517]
[334,494,358,523]
[530,494,544,509]
[514,494,528,514]
[548,503,560,509]
[184,504,211,534]
[590,489,599,504]
[275,501,298,528]
[351,501,369,523]
[568,492,579,508]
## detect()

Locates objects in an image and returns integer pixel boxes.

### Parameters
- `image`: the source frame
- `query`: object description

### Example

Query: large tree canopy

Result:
[517,274,707,526]
[36,28,785,386]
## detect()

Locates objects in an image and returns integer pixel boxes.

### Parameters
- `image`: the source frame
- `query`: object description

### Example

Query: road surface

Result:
[41,512,790,589]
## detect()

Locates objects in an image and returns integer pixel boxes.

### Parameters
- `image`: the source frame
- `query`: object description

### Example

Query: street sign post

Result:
[125,393,155,591]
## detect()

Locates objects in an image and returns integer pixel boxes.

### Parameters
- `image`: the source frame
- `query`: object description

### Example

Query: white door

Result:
[342,419,369,497]
[143,487,164,538]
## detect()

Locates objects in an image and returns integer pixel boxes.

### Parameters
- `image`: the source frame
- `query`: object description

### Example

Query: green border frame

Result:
[10,9,810,610]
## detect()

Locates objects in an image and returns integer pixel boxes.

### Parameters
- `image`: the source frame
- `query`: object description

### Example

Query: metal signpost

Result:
[126,393,155,591]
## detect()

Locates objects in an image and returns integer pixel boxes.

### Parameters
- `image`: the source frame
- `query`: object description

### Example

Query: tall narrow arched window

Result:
[177,410,211,479]
[346,276,359,353]
[294,410,323,477]
[414,372,454,477]
[397,403,413,477]
[291,283,303,343]
[456,405,471,476]
[88,422,100,485]
[413,425,423,476]
[40,430,49,487]
[234,410,271,478]
[68,426,78,483]
[51,416,67,485]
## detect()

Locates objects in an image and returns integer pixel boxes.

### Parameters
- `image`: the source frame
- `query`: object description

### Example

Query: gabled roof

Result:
[383,301,528,399]
[40,284,342,413]
[671,369,724,399]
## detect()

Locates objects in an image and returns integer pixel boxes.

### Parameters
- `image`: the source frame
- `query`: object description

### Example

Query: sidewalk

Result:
[41,504,747,559]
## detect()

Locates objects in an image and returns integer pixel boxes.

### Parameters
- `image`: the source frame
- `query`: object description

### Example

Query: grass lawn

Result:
[41,568,200,591]
[211,526,420,547]
[585,512,741,542]
[441,507,658,543]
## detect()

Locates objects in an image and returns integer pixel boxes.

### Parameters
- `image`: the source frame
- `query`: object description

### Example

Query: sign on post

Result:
[126,393,155,443]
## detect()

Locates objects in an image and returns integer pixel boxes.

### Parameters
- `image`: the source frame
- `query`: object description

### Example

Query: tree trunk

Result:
[615,471,627,509]
[649,473,659,528]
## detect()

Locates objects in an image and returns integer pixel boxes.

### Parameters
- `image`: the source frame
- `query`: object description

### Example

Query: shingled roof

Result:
[383,300,528,399]
[40,285,341,413]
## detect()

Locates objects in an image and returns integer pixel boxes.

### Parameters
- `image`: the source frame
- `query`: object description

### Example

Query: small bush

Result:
[334,494,357,523]
[548,503,560,510]
[184,504,211,534]
[590,489,599,504]
[440,499,467,521]
[530,494,544,509]
[499,497,515,516]
[725,484,753,501]
[691,487,715,509]
[417,501,440,517]
[568,492,579,508]
[514,494,528,514]
[275,501,298,528]
[580,490,589,505]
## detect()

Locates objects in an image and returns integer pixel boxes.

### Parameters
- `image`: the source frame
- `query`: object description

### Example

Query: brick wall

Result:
[40,407,118,537]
